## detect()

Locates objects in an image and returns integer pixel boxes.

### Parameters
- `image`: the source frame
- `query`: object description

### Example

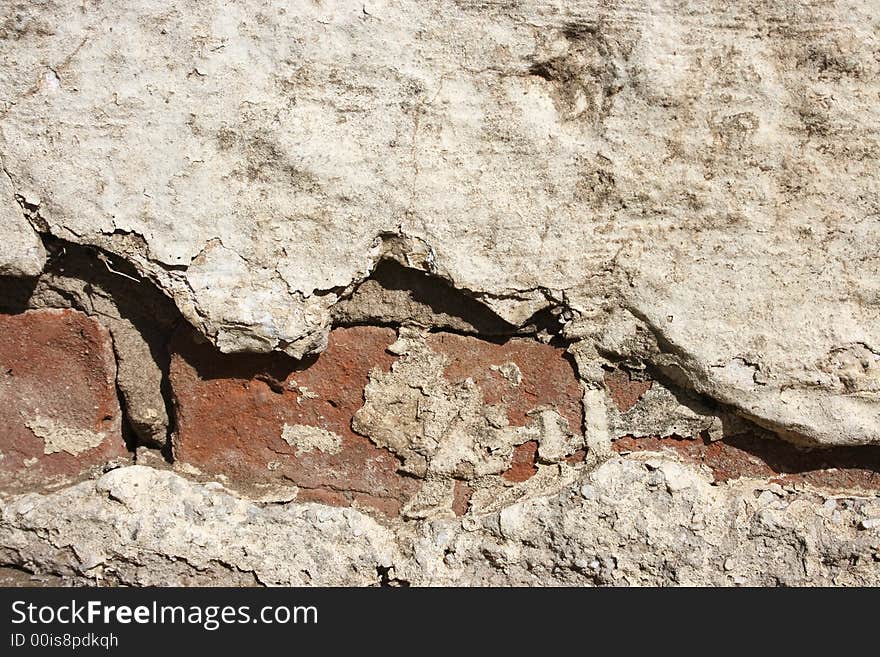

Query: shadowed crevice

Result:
[0,275,38,312]
[0,235,184,456]
[613,431,880,490]
[332,259,519,335]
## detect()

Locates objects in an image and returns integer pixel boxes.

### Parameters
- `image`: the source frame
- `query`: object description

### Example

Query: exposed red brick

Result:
[502,440,539,482]
[171,327,588,515]
[613,433,880,491]
[296,487,349,508]
[452,480,473,516]
[604,368,652,412]
[566,449,586,464]
[0,310,128,493]
[353,492,402,517]
[426,333,583,432]
[170,326,420,514]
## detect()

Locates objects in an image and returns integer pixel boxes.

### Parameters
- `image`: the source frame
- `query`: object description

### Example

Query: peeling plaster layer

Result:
[281,424,343,457]
[0,172,45,277]
[1,0,879,446]
[1,461,877,586]
[27,417,105,456]
[351,326,583,518]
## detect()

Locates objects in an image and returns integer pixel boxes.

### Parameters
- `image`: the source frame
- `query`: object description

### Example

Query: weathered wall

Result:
[0,0,878,585]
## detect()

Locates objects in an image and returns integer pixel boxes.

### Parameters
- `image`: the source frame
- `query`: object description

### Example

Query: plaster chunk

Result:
[0,174,45,277]
[1,0,880,587]
[281,424,343,457]
[28,417,106,456]
[491,362,523,386]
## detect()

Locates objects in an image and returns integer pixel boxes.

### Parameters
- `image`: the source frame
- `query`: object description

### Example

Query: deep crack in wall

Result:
[0,0,879,586]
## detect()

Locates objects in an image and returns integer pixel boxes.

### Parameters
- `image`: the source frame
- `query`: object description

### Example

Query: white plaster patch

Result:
[175,462,204,476]
[490,362,522,386]
[27,416,105,456]
[281,424,343,457]
[353,327,585,518]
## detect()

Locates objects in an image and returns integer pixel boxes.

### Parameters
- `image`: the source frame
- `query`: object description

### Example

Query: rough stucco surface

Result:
[2,0,878,445]
[0,172,44,277]
[0,1,879,586]
[1,461,877,586]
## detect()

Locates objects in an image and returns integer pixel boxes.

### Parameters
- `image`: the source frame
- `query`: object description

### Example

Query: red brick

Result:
[502,440,539,482]
[170,326,420,513]
[566,449,586,464]
[0,310,128,492]
[170,327,586,516]
[613,433,880,491]
[426,333,583,432]
[451,480,473,517]
[352,492,403,517]
[296,487,350,508]
[604,368,652,412]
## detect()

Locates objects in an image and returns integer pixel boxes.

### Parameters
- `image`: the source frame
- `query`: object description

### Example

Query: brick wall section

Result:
[3,310,876,507]
[603,367,653,412]
[427,333,583,431]
[0,310,128,493]
[170,327,585,515]
[170,326,419,515]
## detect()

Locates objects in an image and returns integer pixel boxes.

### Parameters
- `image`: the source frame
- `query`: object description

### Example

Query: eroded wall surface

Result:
[0,0,878,585]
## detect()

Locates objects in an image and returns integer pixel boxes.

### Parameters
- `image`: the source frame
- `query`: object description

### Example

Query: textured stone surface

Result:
[0,466,399,586]
[1,458,877,586]
[171,325,583,516]
[108,318,169,448]
[2,0,880,587]
[1,1,878,445]
[170,325,418,512]
[0,310,129,493]
[0,172,45,277]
